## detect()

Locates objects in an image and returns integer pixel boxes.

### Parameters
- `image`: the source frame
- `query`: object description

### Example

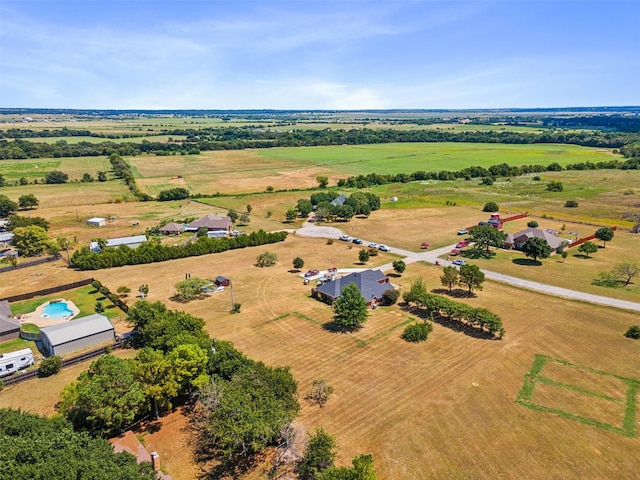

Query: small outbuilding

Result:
[330,193,348,207]
[87,217,106,227]
[40,314,115,356]
[215,276,230,287]
[0,232,14,247]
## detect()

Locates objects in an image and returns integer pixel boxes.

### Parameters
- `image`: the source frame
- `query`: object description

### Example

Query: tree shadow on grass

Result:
[402,305,498,340]
[512,258,542,266]
[321,321,362,333]
[461,248,495,260]
[431,288,477,299]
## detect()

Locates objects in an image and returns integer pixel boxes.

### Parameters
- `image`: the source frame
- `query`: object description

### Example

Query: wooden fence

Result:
[1,278,95,303]
[501,213,529,223]
[0,254,61,274]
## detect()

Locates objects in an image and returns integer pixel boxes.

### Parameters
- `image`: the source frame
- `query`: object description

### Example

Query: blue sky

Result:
[1,0,638,109]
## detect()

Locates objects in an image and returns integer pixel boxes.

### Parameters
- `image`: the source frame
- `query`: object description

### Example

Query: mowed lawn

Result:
[2,235,638,479]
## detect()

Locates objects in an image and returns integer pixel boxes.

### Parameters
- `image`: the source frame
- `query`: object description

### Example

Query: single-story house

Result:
[40,314,115,356]
[0,232,14,247]
[313,269,392,307]
[330,193,348,207]
[505,227,566,252]
[159,222,184,235]
[90,235,148,253]
[87,217,106,227]
[0,300,20,343]
[185,215,233,233]
[215,276,230,287]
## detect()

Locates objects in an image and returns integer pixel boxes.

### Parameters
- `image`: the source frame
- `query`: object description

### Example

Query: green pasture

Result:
[257,143,618,175]
[8,134,187,145]
[0,156,112,181]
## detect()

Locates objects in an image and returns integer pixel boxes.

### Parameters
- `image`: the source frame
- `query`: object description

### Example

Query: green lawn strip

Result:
[19,323,40,334]
[0,338,35,355]
[293,312,323,326]
[256,312,291,327]
[516,354,640,437]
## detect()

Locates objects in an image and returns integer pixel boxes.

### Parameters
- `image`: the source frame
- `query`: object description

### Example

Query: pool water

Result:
[41,302,73,318]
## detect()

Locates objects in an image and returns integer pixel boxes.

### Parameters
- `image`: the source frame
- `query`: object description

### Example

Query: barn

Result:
[40,314,115,356]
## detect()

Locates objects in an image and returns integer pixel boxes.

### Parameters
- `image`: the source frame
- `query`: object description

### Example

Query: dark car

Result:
[352,238,363,244]
[304,269,320,277]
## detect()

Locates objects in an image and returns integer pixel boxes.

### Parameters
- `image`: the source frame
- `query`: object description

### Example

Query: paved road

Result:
[297,223,640,313]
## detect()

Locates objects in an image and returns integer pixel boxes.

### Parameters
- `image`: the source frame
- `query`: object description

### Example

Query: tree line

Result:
[403,279,505,339]
[1,127,637,160]
[71,229,287,270]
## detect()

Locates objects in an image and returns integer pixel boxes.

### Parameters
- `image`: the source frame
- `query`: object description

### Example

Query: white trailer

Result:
[0,348,34,378]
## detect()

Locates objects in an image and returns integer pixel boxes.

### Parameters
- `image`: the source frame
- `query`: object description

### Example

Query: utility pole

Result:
[230,279,235,309]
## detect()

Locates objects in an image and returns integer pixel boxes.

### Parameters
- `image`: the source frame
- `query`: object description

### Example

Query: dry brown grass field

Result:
[2,235,639,479]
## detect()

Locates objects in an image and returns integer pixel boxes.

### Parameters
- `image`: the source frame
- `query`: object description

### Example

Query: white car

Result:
[452,259,467,267]
[378,244,391,252]
[368,242,378,248]
[457,228,468,235]
[339,235,352,242]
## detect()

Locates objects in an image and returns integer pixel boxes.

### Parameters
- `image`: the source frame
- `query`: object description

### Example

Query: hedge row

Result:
[71,230,287,270]
[404,291,504,339]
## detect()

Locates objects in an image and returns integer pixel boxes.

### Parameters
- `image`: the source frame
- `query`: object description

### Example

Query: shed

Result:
[40,314,115,356]
[330,193,348,207]
[87,217,106,227]
[0,300,20,343]
[215,276,230,287]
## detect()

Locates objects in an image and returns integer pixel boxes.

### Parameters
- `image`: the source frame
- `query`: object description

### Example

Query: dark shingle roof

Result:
[187,215,233,230]
[315,270,390,302]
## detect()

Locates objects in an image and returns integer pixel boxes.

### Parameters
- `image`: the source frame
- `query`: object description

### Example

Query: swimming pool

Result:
[41,301,74,318]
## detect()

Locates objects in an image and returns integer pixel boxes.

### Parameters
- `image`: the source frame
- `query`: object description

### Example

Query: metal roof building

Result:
[40,314,115,356]
[90,235,148,252]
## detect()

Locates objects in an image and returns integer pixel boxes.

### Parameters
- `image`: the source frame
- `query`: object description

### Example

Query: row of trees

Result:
[404,279,504,338]
[0,194,39,216]
[71,230,287,270]
[290,191,381,222]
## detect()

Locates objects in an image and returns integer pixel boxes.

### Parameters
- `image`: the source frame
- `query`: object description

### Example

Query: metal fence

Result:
[0,254,62,275]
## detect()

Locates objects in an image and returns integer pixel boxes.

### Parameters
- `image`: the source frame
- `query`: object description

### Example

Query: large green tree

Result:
[45,170,69,184]
[134,347,179,420]
[468,225,506,258]
[440,266,460,291]
[18,193,39,209]
[595,227,615,247]
[169,343,210,395]
[58,355,146,435]
[458,264,486,294]
[0,409,157,480]
[11,225,52,256]
[0,195,17,217]
[333,283,368,330]
[174,276,211,301]
[520,237,552,262]
[578,241,598,258]
[297,428,337,480]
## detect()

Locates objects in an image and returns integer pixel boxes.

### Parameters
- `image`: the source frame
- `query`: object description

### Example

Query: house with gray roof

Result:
[505,227,567,252]
[313,269,392,307]
[40,314,115,356]
[159,222,184,235]
[330,193,348,207]
[0,300,20,343]
[185,215,233,233]
[0,232,14,247]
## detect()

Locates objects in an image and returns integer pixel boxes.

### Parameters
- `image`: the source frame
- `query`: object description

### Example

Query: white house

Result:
[87,217,106,227]
[40,314,115,356]
[0,232,14,247]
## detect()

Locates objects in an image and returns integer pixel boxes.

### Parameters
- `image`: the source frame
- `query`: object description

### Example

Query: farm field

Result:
[11,134,188,144]
[1,234,638,479]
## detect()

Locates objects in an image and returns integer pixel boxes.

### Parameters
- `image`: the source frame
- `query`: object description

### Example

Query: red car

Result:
[455,240,470,248]
[304,269,320,277]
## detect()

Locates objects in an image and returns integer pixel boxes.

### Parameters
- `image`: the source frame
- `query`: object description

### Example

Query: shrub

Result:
[482,201,499,212]
[358,249,370,263]
[381,288,400,305]
[592,271,621,288]
[293,257,304,270]
[256,251,278,267]
[402,321,433,343]
[39,355,62,377]
[231,303,241,314]
[527,221,539,228]
[532,175,541,181]
[481,176,494,185]
[624,325,640,339]
[546,181,564,192]
[564,200,579,208]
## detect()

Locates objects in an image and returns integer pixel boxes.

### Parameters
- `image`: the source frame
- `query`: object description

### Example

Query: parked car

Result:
[457,228,468,235]
[455,240,470,248]
[339,235,352,242]
[450,248,460,256]
[352,238,363,244]
[452,259,467,266]
[368,242,378,248]
[304,269,320,277]
[378,244,391,252]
